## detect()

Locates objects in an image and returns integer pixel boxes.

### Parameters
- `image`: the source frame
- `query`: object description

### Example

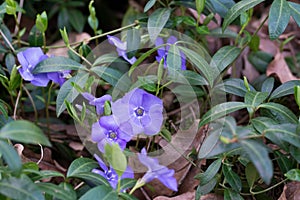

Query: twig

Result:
[13,89,22,120]
[37,144,44,165]
[14,0,24,35]
[0,29,16,53]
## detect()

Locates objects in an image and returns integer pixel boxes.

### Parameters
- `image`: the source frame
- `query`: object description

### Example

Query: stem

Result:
[42,32,46,52]
[250,179,287,195]
[13,89,22,120]
[47,21,139,49]
[45,83,54,135]
[117,177,121,192]
[68,46,93,67]
[23,84,38,123]
[0,29,16,53]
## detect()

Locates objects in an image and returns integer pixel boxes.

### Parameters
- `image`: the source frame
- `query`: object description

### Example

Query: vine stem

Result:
[13,89,22,120]
[45,82,54,135]
[0,29,16,53]
[47,21,140,49]
[250,179,287,195]
[23,84,38,123]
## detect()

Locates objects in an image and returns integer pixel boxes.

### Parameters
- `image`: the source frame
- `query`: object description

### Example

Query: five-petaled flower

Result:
[107,35,137,64]
[82,92,112,115]
[138,148,177,191]
[92,154,134,189]
[112,88,163,136]
[17,47,70,86]
[91,115,133,152]
[155,36,186,70]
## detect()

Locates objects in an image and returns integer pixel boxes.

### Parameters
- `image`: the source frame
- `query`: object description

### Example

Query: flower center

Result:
[107,131,118,141]
[134,107,145,117]
[105,170,117,181]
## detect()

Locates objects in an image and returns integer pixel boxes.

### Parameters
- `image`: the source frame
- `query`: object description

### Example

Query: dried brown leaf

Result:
[278,181,300,200]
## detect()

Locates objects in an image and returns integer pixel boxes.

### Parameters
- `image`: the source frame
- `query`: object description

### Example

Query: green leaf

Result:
[245,91,269,115]
[56,72,89,116]
[261,77,274,95]
[215,78,255,97]
[289,145,300,163]
[224,189,244,200]
[58,182,77,200]
[67,157,99,177]
[248,51,273,73]
[179,70,208,85]
[210,46,241,72]
[178,46,218,86]
[93,54,127,66]
[126,28,140,55]
[195,159,222,185]
[285,169,300,181]
[268,0,290,40]
[295,86,300,109]
[120,178,137,191]
[222,0,264,31]
[199,102,248,127]
[28,25,43,47]
[265,124,300,148]
[68,9,85,33]
[245,163,259,188]
[79,185,118,200]
[69,172,110,186]
[144,0,156,12]
[26,170,65,182]
[270,80,300,100]
[0,175,44,200]
[167,44,182,73]
[119,193,139,200]
[196,176,218,196]
[104,143,127,177]
[147,8,171,43]
[289,2,300,27]
[208,0,235,18]
[0,140,22,172]
[0,120,51,146]
[240,139,273,184]
[258,102,298,124]
[37,182,74,200]
[33,56,84,73]
[275,151,295,174]
[91,66,129,88]
[36,11,48,33]
[223,165,242,192]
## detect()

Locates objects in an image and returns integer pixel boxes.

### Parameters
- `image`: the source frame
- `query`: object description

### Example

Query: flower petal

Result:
[91,121,107,142]
[107,35,127,51]
[30,74,50,87]
[94,154,108,172]
[157,174,178,191]
[18,47,45,68]
[99,115,119,130]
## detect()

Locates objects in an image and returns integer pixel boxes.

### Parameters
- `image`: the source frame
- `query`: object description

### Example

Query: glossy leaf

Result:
[26,170,65,182]
[261,77,274,95]
[178,46,218,86]
[270,80,300,100]
[207,0,235,18]
[248,51,273,73]
[240,139,273,184]
[119,193,139,200]
[167,44,182,72]
[289,2,300,27]
[104,143,127,177]
[199,102,248,127]
[37,183,74,200]
[79,185,118,200]
[265,124,300,148]
[28,25,43,47]
[222,0,264,31]
[224,189,244,200]
[285,169,300,181]
[215,78,255,97]
[0,140,22,172]
[69,172,110,186]
[67,157,99,177]
[245,163,259,188]
[33,56,84,73]
[56,72,89,116]
[222,165,242,192]
[196,176,218,196]
[210,46,241,72]
[68,9,85,33]
[177,70,208,85]
[245,91,268,109]
[268,0,290,40]
[120,178,137,191]
[144,0,156,12]
[195,159,222,185]
[0,175,44,200]
[258,102,298,124]
[148,8,171,43]
[0,120,51,146]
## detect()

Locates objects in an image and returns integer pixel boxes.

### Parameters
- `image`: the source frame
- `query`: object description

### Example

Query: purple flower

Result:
[82,93,112,115]
[107,35,137,64]
[17,47,50,86]
[91,115,132,152]
[92,154,134,189]
[17,47,70,86]
[111,88,163,136]
[155,36,186,70]
[138,148,177,191]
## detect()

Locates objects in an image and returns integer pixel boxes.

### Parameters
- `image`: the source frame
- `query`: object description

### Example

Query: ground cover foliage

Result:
[1,0,300,199]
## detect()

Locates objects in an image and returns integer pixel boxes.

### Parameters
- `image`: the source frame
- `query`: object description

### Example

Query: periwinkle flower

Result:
[17,47,50,86]
[155,36,186,70]
[82,93,112,115]
[92,154,134,189]
[112,88,163,136]
[107,35,137,64]
[91,115,132,152]
[138,148,177,191]
[17,47,70,86]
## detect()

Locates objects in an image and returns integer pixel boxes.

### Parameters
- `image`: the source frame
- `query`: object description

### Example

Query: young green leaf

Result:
[36,11,48,33]
[104,143,127,177]
[67,157,99,177]
[285,169,300,181]
[294,85,300,109]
